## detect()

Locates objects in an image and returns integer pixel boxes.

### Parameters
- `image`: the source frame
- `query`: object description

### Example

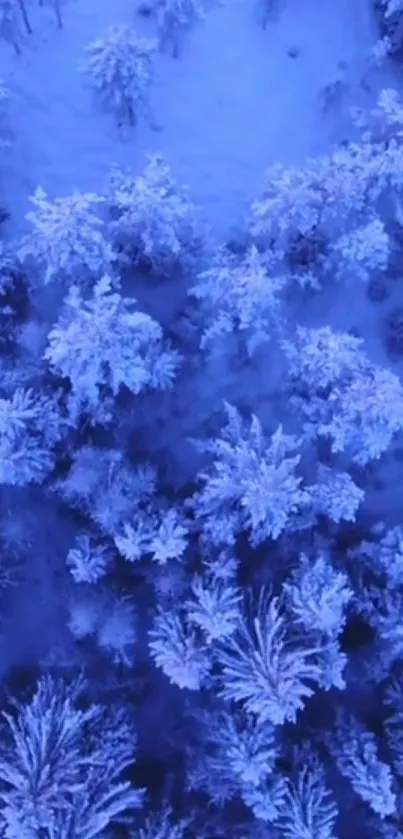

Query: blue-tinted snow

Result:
[0,0,393,241]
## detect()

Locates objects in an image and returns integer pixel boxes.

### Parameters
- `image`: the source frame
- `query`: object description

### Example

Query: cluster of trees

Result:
[0,0,63,51]
[3,21,403,839]
[82,0,209,126]
[82,0,287,124]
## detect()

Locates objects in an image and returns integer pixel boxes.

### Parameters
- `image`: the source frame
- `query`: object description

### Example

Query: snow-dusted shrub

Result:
[84,25,157,125]
[44,275,180,420]
[284,325,403,464]
[155,0,205,57]
[191,245,286,354]
[18,188,112,287]
[106,155,200,275]
[66,533,112,584]
[192,403,309,547]
[149,608,211,689]
[331,716,396,817]
[0,387,63,486]
[115,507,188,564]
[275,764,338,839]
[57,448,157,537]
[283,552,353,638]
[0,676,144,839]
[217,591,322,726]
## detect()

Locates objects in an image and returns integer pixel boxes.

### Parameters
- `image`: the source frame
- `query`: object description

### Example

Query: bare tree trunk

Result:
[17,0,32,34]
[172,35,179,58]
[53,0,62,27]
[0,13,22,53]
[127,100,135,125]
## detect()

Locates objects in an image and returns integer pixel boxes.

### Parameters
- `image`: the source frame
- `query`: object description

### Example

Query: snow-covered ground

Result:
[0,0,394,241]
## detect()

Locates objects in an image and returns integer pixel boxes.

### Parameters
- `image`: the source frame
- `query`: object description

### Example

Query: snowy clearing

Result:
[0,0,395,240]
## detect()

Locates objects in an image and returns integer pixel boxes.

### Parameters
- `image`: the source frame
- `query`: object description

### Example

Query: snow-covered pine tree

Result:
[57,447,157,537]
[191,244,286,354]
[191,402,363,547]
[216,590,322,725]
[191,403,309,547]
[283,324,403,465]
[0,676,144,838]
[44,274,180,421]
[155,0,205,58]
[330,715,396,818]
[84,25,157,125]
[274,761,338,839]
[66,533,112,584]
[149,606,211,690]
[106,155,200,276]
[0,387,64,486]
[18,187,113,286]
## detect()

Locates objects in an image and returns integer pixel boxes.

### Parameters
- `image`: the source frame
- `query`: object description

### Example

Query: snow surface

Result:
[0,0,394,242]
